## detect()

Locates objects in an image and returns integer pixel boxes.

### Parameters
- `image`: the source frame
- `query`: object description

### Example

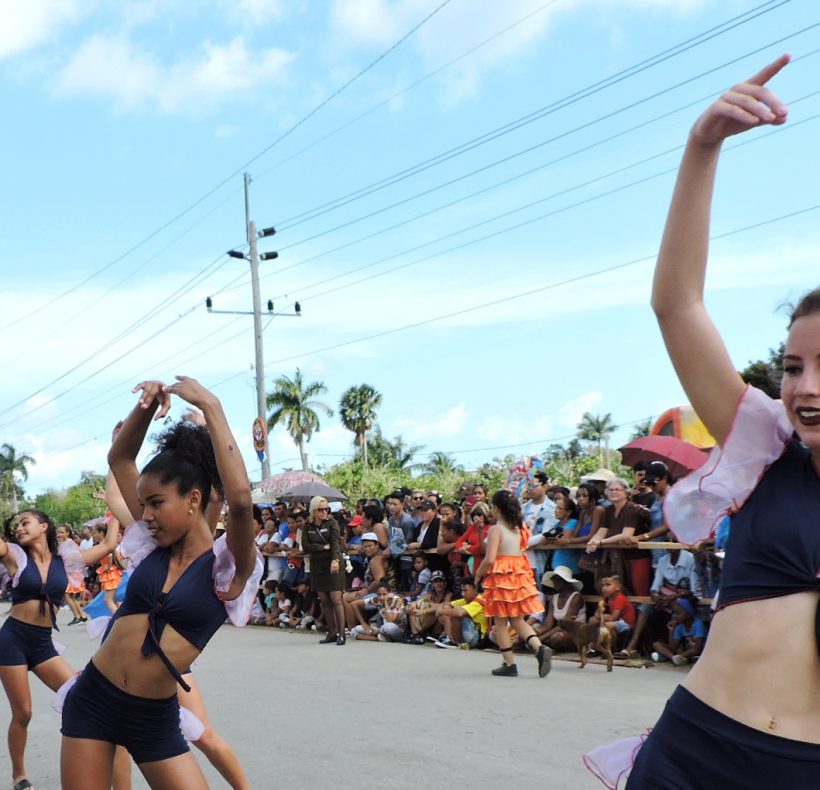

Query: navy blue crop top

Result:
[718,438,820,650]
[11,551,68,629]
[106,548,228,691]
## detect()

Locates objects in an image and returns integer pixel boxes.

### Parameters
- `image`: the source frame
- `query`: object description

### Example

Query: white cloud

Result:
[55,34,295,115]
[235,0,287,26]
[556,392,604,429]
[214,123,237,139]
[390,403,467,440]
[0,0,87,59]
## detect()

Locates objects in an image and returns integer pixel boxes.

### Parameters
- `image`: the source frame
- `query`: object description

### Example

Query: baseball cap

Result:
[645,461,670,481]
[420,501,437,511]
[430,571,446,582]
[348,515,363,527]
[361,532,380,543]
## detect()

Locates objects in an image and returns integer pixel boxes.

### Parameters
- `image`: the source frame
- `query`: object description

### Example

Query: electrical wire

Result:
[272,0,790,232]
[261,200,820,368]
[272,94,820,307]
[0,0,452,340]
[273,18,819,257]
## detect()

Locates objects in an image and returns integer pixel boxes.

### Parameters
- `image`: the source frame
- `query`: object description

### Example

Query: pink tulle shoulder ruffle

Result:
[663,386,792,545]
[119,520,158,573]
[212,535,264,626]
[58,540,87,589]
[5,544,27,588]
[583,731,651,789]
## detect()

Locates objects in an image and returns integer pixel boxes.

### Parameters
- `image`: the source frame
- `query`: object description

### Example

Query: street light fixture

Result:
[259,251,279,261]
[258,226,276,238]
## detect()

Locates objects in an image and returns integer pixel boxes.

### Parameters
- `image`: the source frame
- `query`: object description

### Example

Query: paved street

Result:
[1,609,682,789]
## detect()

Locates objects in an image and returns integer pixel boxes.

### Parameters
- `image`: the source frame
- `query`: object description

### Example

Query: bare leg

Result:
[0,665,32,785]
[67,595,86,621]
[113,747,132,790]
[179,674,250,790]
[61,737,116,790]
[138,752,209,789]
[104,589,118,614]
[493,619,514,666]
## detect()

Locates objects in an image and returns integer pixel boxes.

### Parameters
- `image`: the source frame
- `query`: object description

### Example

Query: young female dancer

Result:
[59,377,259,789]
[590,55,820,788]
[475,489,550,678]
[100,417,253,790]
[0,509,118,790]
[55,524,89,626]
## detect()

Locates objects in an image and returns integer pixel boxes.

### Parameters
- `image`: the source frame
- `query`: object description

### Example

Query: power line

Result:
[252,0,564,184]
[272,0,790,233]
[261,200,820,368]
[0,0,452,340]
[270,96,820,307]
[273,18,818,258]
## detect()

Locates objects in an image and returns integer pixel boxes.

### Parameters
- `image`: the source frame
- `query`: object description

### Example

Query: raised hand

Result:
[131,380,171,420]
[691,54,790,146]
[163,375,216,411]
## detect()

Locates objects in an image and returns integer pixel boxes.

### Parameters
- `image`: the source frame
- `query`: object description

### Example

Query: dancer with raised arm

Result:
[101,415,253,790]
[0,505,118,790]
[587,55,820,789]
[60,377,260,789]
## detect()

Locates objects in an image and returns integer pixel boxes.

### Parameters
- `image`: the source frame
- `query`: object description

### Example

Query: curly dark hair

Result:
[490,489,523,530]
[142,422,223,511]
[3,509,59,555]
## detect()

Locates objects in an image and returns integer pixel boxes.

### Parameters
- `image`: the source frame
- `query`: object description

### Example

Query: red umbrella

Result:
[618,435,709,479]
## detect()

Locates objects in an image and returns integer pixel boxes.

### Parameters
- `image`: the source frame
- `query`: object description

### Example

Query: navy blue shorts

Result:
[0,617,59,668]
[627,685,820,789]
[61,661,189,764]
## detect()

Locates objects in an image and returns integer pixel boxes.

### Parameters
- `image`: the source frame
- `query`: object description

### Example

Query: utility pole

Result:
[245,173,269,480]
[206,173,301,482]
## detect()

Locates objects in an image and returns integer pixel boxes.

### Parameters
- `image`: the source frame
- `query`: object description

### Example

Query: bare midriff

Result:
[92,614,200,698]
[683,591,820,742]
[9,599,57,628]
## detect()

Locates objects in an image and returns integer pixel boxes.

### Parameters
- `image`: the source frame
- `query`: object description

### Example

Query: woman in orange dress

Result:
[475,489,550,679]
[94,522,123,614]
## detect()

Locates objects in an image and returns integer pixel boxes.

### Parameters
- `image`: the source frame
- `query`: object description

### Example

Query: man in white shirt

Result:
[521,473,555,581]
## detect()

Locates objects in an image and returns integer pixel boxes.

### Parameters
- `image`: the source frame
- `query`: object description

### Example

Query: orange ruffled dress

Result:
[96,554,123,592]
[482,525,543,618]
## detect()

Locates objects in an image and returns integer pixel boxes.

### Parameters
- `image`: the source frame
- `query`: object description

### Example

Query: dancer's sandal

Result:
[13,778,35,790]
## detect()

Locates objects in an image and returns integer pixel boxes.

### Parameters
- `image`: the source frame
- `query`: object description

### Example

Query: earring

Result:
[188,507,194,515]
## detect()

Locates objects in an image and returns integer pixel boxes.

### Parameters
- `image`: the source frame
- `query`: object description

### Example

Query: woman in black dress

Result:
[301,496,346,645]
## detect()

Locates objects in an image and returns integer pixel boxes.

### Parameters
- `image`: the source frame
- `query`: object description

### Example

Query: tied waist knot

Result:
[141,597,191,693]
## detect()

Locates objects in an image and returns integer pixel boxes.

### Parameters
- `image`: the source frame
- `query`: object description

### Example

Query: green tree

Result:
[422,451,463,476]
[0,443,35,511]
[338,384,382,466]
[739,342,784,399]
[629,419,654,441]
[266,368,333,472]
[544,440,599,484]
[366,426,422,471]
[576,412,618,468]
[34,473,106,528]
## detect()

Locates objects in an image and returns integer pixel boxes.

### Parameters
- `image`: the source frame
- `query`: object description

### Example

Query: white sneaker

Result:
[671,654,689,666]
[651,651,663,662]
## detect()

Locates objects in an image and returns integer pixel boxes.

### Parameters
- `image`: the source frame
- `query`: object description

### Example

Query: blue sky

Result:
[2,0,819,495]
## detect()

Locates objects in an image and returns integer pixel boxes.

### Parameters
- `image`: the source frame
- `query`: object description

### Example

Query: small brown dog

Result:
[562,600,614,671]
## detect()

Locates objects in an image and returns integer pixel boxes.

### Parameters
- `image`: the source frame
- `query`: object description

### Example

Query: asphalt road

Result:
[0,609,683,789]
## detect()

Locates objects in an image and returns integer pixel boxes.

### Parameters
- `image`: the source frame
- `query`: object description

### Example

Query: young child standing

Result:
[408,552,432,601]
[475,490,549,678]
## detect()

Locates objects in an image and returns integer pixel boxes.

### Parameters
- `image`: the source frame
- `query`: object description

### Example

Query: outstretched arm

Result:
[80,515,121,567]
[163,376,256,581]
[652,55,790,445]
[108,382,171,520]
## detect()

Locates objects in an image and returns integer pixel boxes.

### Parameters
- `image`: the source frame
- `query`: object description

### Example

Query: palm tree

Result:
[366,427,423,471]
[576,412,618,467]
[0,443,35,511]
[423,451,464,476]
[266,369,333,472]
[338,384,382,466]
[630,419,654,441]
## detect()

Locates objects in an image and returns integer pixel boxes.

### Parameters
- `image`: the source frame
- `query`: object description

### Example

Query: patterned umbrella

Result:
[253,471,327,502]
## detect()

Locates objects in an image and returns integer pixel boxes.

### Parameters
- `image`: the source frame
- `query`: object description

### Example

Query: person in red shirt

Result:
[596,575,636,639]
[455,502,491,575]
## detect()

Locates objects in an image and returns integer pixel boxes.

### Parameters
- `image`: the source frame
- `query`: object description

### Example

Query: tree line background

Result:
[1,345,783,525]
